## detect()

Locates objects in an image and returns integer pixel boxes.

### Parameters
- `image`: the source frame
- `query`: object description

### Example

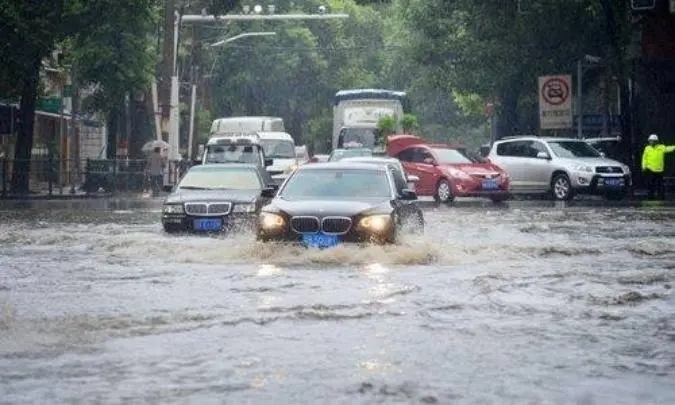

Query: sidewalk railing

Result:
[0,157,188,197]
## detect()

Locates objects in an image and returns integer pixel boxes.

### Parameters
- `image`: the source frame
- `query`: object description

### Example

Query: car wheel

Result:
[551,173,574,201]
[434,179,454,204]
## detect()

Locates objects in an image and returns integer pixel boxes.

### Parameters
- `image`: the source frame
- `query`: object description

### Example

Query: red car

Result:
[386,135,510,203]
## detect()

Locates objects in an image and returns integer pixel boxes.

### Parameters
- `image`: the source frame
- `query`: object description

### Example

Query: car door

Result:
[490,141,528,191]
[521,140,554,191]
[387,164,415,221]
[396,148,426,194]
[407,147,440,195]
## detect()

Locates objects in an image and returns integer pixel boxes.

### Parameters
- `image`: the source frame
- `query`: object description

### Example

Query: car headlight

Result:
[621,164,631,175]
[359,215,391,232]
[232,203,256,213]
[163,204,184,214]
[284,163,298,174]
[573,164,593,173]
[446,168,472,180]
[259,212,285,229]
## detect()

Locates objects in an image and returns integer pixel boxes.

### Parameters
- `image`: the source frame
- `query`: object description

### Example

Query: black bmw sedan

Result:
[256,162,424,247]
[162,164,276,233]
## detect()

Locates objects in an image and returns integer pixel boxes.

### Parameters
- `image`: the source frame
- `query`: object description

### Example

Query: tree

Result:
[0,0,74,193]
[69,0,157,159]
[0,0,160,192]
[399,113,417,133]
[395,0,612,137]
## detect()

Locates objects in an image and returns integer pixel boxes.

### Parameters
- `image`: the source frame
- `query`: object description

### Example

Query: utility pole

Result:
[190,24,201,161]
[160,0,176,142]
[166,7,349,163]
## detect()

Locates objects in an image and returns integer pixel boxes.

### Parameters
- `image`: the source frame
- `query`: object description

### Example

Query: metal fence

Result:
[0,157,189,197]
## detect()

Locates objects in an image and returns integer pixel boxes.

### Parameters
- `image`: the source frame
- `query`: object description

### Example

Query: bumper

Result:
[257,226,396,246]
[454,189,511,199]
[572,174,631,195]
[162,213,255,233]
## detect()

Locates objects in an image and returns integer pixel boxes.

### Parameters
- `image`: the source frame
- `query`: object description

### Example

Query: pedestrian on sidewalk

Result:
[146,146,166,197]
[641,133,675,200]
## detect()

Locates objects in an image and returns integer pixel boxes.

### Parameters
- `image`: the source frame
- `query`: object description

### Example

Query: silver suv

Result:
[487,136,631,201]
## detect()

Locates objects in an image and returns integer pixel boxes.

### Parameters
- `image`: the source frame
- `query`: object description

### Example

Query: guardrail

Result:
[0,157,190,197]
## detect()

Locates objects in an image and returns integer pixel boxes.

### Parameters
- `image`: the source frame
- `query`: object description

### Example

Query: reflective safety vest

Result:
[642,144,675,173]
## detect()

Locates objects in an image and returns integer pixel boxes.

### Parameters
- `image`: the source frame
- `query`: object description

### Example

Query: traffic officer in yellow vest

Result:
[642,134,675,199]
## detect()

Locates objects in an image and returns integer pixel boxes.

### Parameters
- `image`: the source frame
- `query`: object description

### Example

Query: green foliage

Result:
[400,113,418,133]
[377,115,397,136]
[69,0,157,113]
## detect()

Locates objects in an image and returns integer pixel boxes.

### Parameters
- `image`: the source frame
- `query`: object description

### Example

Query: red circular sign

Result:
[541,78,570,106]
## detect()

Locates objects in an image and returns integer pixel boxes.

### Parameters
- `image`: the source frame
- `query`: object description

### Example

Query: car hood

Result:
[557,157,624,167]
[439,163,505,175]
[166,189,260,204]
[267,198,392,217]
[268,158,296,172]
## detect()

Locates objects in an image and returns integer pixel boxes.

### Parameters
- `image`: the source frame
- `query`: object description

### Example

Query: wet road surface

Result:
[0,199,674,404]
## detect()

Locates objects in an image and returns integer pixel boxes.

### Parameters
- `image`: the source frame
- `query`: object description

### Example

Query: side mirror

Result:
[264,158,273,167]
[406,174,420,183]
[260,186,277,198]
[536,151,551,160]
[308,156,319,163]
[600,152,606,158]
[400,188,417,200]
[192,159,202,166]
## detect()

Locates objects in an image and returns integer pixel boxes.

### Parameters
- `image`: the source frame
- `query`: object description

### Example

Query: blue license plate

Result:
[302,232,340,248]
[603,178,622,187]
[482,179,499,190]
[193,218,223,231]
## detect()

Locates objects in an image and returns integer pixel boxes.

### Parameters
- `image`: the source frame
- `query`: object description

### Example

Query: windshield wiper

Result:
[179,186,211,190]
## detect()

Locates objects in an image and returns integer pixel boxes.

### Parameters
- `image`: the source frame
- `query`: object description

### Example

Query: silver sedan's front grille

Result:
[184,202,232,216]
[595,166,623,174]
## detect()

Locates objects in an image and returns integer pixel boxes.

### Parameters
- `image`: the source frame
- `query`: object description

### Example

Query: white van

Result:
[256,131,297,183]
[210,116,284,134]
[202,133,270,168]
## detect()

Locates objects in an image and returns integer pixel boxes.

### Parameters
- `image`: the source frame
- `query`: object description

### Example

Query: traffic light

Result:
[631,0,655,10]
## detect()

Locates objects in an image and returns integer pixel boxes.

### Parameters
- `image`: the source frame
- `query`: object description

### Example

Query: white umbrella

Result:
[142,140,170,155]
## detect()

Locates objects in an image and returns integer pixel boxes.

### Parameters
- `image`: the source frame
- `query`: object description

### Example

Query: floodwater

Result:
[0,199,674,404]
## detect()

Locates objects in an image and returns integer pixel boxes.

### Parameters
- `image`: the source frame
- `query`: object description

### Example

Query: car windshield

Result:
[432,148,474,164]
[178,167,262,190]
[279,168,391,199]
[260,139,296,159]
[338,128,377,149]
[587,140,619,158]
[203,144,260,164]
[548,141,602,158]
[328,149,373,161]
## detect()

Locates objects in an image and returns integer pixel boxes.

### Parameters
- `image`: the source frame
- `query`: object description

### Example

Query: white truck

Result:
[210,116,285,134]
[332,89,408,151]
[256,131,298,183]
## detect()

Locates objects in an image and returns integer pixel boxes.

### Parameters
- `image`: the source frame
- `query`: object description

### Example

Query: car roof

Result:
[297,162,386,171]
[256,131,293,139]
[341,156,398,163]
[495,136,583,143]
[331,148,371,152]
[191,163,260,171]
